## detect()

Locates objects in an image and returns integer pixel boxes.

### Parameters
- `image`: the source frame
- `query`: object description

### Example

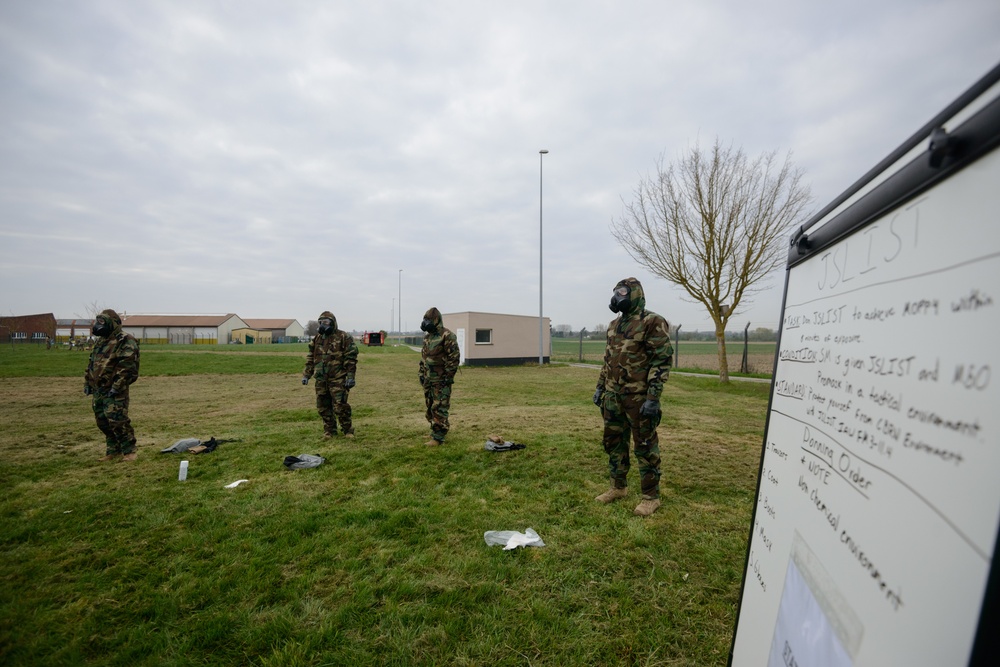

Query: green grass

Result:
[0,344,768,666]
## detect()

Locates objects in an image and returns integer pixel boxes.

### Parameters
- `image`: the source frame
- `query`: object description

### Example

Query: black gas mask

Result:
[609,286,631,313]
[318,318,333,335]
[420,318,435,333]
[91,316,112,337]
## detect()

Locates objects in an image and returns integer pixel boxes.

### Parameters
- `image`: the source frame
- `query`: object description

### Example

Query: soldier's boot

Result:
[98,453,119,462]
[425,438,442,446]
[344,432,355,440]
[121,452,138,462]
[323,421,336,438]
[595,487,628,504]
[633,498,661,517]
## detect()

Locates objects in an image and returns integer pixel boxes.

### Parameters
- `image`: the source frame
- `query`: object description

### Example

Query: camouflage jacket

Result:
[304,315,358,383]
[598,278,673,399]
[419,307,460,383]
[84,321,140,395]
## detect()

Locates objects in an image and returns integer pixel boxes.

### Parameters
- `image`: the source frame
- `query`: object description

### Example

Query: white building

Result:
[442,312,551,366]
[122,314,248,345]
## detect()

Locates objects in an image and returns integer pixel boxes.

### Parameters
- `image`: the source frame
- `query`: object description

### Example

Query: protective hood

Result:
[318,311,338,333]
[94,308,123,338]
[421,307,443,334]
[613,278,646,317]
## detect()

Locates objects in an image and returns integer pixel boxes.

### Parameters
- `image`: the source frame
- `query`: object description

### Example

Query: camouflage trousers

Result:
[316,382,352,435]
[600,391,662,499]
[423,381,453,441]
[92,392,136,456]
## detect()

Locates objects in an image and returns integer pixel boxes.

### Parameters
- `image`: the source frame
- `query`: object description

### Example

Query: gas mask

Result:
[420,318,434,333]
[91,316,112,337]
[318,318,333,335]
[609,286,631,313]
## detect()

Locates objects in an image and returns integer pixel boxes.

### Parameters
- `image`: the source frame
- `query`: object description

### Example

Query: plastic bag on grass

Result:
[161,438,201,454]
[283,454,325,470]
[484,434,526,452]
[484,528,545,550]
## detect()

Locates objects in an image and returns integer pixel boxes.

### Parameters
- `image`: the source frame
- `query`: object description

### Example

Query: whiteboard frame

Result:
[729,61,1000,667]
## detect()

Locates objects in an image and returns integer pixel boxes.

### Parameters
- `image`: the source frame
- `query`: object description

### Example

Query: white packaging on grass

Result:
[484,528,545,550]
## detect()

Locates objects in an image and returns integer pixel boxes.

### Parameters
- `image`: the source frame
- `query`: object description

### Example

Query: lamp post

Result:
[539,149,548,365]
[398,269,402,345]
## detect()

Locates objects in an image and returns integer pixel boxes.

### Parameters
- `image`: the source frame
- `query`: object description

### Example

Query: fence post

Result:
[740,322,750,373]
[675,324,681,368]
[578,328,586,362]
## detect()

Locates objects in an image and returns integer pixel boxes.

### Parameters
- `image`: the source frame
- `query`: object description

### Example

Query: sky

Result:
[2,1,999,335]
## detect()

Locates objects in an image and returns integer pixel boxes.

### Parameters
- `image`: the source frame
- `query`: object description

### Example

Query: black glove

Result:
[640,398,660,417]
[301,377,309,385]
[592,386,604,406]
[345,376,356,389]
[84,386,92,396]
[419,375,426,387]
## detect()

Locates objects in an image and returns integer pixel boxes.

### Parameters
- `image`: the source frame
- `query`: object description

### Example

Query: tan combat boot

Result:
[98,453,119,462]
[633,499,661,516]
[344,433,355,440]
[120,452,138,462]
[425,438,441,446]
[595,487,628,504]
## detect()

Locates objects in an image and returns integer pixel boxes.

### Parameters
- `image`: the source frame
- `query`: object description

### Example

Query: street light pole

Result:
[398,269,402,346]
[539,149,548,365]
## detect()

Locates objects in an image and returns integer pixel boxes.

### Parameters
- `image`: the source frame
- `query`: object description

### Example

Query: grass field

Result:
[550,338,776,377]
[0,343,769,666]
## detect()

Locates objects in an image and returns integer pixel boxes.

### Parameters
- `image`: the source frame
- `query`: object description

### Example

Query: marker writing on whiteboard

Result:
[816,198,922,292]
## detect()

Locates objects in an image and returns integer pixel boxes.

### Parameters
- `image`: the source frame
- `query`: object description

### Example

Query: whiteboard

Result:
[730,65,1000,667]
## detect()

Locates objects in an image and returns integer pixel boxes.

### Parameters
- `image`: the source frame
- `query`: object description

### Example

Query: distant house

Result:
[55,318,94,343]
[442,312,551,366]
[121,314,248,345]
[242,319,305,343]
[0,313,56,345]
[231,327,272,344]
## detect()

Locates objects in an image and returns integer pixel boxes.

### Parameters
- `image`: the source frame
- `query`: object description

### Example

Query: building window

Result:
[475,328,492,344]
[32,332,47,340]
[12,332,26,340]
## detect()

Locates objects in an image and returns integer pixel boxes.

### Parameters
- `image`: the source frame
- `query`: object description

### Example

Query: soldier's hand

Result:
[640,399,660,417]
[418,375,426,387]
[592,386,604,406]
[345,376,356,389]
[84,386,92,396]
[301,377,309,385]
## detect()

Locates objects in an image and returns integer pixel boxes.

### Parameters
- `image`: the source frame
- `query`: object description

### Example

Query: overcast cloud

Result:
[2,1,998,334]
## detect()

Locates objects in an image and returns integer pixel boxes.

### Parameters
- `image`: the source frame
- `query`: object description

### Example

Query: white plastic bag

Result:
[484,527,545,550]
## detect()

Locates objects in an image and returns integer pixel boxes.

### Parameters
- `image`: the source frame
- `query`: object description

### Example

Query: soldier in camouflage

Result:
[593,278,673,516]
[302,311,359,438]
[419,307,460,446]
[84,309,141,462]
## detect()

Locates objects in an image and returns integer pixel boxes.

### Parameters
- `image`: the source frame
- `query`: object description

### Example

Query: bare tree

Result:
[305,320,319,337]
[75,300,104,320]
[612,138,811,382]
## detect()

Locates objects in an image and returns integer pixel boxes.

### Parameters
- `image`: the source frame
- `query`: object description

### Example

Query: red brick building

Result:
[0,313,57,344]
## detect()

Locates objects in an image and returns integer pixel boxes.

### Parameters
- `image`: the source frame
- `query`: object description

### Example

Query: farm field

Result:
[551,338,777,376]
[0,343,769,666]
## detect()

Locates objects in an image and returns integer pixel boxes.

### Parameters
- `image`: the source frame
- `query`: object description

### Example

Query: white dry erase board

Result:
[730,63,1000,667]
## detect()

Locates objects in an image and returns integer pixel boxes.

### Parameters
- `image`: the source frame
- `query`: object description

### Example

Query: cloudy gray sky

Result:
[2,1,998,335]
